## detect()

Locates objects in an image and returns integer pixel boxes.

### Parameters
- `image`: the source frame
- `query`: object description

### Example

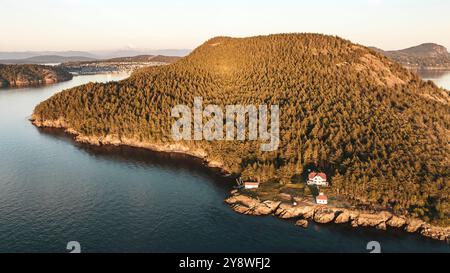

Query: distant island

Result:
[0,55,97,65]
[372,43,450,70]
[31,34,449,241]
[61,55,181,75]
[0,55,183,88]
[0,64,73,88]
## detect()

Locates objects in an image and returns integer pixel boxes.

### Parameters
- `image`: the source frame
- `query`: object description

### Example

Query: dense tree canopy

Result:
[33,34,450,225]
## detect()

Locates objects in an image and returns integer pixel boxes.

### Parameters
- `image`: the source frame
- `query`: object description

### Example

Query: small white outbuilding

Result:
[316,192,328,205]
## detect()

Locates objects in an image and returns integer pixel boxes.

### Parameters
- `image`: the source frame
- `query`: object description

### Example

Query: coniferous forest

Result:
[32,34,450,225]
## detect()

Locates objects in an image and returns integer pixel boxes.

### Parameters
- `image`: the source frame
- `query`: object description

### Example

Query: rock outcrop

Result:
[225,192,450,243]
[274,203,315,219]
[420,224,450,242]
[351,212,392,228]
[405,219,425,233]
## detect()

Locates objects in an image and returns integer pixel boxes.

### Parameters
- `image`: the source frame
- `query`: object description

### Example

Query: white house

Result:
[316,192,328,205]
[307,172,329,187]
[244,182,260,189]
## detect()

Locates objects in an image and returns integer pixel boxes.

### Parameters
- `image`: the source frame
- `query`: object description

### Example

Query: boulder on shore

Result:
[386,215,406,228]
[225,194,281,216]
[353,211,392,227]
[313,208,336,224]
[405,219,425,233]
[296,219,309,228]
[275,203,315,219]
[335,210,351,224]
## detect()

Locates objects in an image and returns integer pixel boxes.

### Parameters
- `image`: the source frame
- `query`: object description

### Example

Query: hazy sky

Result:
[1,0,449,51]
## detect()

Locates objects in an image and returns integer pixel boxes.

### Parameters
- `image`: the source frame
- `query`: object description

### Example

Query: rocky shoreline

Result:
[31,116,449,243]
[405,66,450,72]
[225,192,450,242]
[30,116,231,173]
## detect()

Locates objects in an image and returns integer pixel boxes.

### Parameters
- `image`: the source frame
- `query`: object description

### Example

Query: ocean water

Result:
[419,70,450,91]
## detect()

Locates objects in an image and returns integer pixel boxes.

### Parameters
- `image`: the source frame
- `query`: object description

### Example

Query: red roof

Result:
[316,195,328,200]
[317,173,327,180]
[308,172,317,179]
[308,172,327,181]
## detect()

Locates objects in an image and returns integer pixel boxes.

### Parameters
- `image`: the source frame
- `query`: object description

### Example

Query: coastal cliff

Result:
[0,64,73,88]
[30,116,230,173]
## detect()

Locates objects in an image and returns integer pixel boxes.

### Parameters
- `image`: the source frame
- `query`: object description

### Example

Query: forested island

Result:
[31,34,449,241]
[373,43,450,70]
[0,64,73,88]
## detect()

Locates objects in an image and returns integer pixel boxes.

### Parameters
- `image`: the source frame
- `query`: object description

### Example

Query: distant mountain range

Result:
[0,51,97,60]
[94,49,191,58]
[372,43,450,69]
[0,49,191,64]
[0,55,97,65]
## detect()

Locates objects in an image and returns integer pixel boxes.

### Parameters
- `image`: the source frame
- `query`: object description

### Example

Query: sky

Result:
[1,0,449,52]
